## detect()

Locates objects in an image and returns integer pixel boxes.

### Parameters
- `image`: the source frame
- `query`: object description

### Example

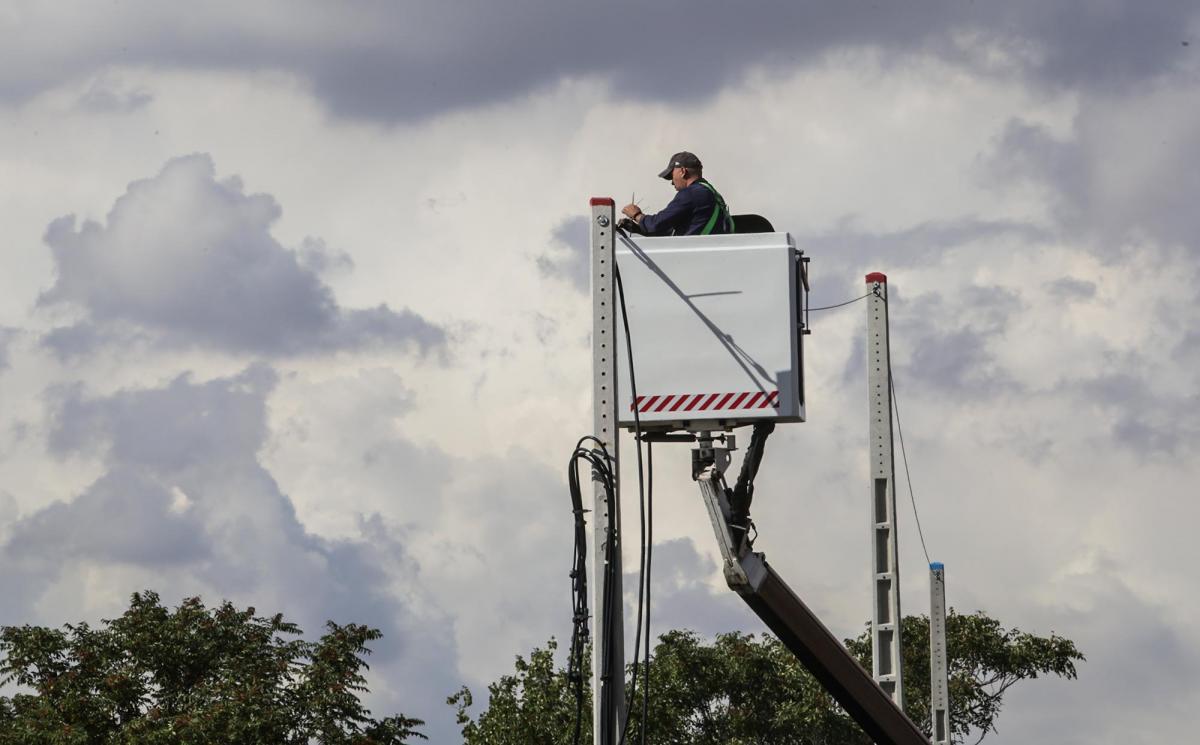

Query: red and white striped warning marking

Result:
[630,391,780,413]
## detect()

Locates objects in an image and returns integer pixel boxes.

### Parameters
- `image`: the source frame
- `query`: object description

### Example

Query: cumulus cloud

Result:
[895,288,1021,393]
[295,236,354,276]
[830,283,1024,397]
[1067,372,1200,456]
[75,75,154,114]
[536,215,589,292]
[38,155,444,358]
[0,328,17,371]
[6,466,210,566]
[802,219,1051,303]
[260,368,584,701]
[19,363,596,738]
[626,537,753,640]
[2,1,1196,122]
[986,89,1200,252]
[1045,277,1097,301]
[1000,557,1200,744]
[0,366,460,736]
[4,7,1200,741]
[45,366,277,464]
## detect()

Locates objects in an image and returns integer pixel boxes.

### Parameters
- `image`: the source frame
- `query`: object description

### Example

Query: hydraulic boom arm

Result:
[695,441,930,745]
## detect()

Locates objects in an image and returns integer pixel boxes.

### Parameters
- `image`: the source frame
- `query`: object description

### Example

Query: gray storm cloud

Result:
[994,561,1200,744]
[0,328,17,370]
[1,365,461,735]
[625,537,752,639]
[39,154,445,357]
[3,4,1199,741]
[537,215,589,293]
[1,359,591,740]
[2,1,1196,122]
[5,466,210,566]
[898,287,1024,395]
[986,106,1200,253]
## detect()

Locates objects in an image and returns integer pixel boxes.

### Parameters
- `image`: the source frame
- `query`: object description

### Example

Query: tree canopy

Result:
[0,591,424,744]
[450,609,1083,745]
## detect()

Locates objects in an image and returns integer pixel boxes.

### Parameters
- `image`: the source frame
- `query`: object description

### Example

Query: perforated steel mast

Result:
[588,198,625,744]
[929,563,951,744]
[867,272,905,705]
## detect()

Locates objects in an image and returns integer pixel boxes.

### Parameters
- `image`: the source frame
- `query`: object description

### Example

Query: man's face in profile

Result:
[671,166,688,191]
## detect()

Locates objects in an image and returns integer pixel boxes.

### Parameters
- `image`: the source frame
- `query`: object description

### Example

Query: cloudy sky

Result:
[2,2,1198,741]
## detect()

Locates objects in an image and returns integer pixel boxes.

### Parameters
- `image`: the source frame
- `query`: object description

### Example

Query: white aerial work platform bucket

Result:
[614,231,807,432]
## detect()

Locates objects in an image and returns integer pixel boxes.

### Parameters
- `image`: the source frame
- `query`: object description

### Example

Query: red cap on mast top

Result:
[590,197,615,206]
[865,272,888,283]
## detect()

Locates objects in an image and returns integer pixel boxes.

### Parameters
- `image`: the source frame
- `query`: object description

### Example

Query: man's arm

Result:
[623,189,696,236]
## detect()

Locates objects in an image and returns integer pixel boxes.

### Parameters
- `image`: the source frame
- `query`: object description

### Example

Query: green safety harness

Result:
[697,180,735,235]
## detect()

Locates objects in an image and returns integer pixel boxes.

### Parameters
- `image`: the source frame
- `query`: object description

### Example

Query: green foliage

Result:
[626,630,866,745]
[453,611,1083,745]
[0,591,425,744]
[847,610,1083,744]
[448,638,586,745]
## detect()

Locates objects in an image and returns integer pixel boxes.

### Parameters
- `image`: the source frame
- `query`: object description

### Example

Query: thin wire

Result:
[614,264,649,745]
[614,229,655,745]
[808,291,873,312]
[885,317,933,566]
[641,441,652,744]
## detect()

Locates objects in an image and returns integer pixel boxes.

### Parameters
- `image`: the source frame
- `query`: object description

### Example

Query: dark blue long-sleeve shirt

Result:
[640,179,732,236]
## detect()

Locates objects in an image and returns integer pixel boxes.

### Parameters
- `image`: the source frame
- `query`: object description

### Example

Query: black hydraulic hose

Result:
[566,436,616,745]
[567,448,587,744]
[601,453,619,738]
[729,421,775,549]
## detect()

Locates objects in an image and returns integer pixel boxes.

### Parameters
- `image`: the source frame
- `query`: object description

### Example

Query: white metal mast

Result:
[589,198,625,744]
[866,272,904,706]
[929,563,950,744]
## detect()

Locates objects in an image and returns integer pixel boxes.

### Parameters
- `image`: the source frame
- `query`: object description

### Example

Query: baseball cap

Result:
[658,151,702,179]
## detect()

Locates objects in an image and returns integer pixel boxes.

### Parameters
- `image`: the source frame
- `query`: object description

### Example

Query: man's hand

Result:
[621,203,644,221]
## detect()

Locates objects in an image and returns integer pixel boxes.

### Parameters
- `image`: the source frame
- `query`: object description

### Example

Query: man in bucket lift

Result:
[621,151,734,236]
[622,152,769,552]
